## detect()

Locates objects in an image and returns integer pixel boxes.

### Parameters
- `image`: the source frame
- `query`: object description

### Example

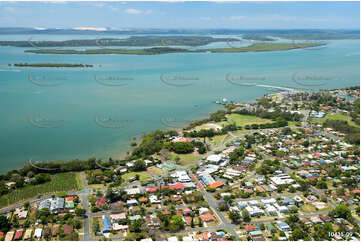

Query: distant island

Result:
[0,36,238,47]
[12,63,93,67]
[242,34,276,41]
[0,27,358,40]
[24,42,326,55]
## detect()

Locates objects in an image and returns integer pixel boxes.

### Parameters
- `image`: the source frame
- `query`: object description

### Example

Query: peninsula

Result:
[25,42,326,55]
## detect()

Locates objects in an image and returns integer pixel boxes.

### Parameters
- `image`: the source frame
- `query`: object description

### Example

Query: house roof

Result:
[208,181,224,189]
[14,229,23,240]
[352,189,360,194]
[138,197,148,202]
[168,183,187,190]
[23,230,32,240]
[65,196,75,202]
[111,213,126,220]
[96,197,106,207]
[63,225,73,235]
[102,216,111,231]
[52,225,60,236]
[245,225,256,231]
[5,231,14,241]
[146,183,187,192]
[255,185,265,192]
[194,232,209,240]
[199,213,215,222]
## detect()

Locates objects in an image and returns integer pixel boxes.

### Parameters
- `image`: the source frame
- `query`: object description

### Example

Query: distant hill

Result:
[0,27,359,40]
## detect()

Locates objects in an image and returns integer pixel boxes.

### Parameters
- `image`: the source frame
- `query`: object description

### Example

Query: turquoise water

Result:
[0,36,359,172]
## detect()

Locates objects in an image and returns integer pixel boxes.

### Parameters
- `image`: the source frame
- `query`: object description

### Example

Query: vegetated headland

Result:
[11,63,93,68]
[0,36,237,47]
[25,42,326,55]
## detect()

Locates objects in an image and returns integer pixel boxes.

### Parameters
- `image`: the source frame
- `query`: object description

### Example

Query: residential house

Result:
[96,197,107,207]
[51,225,60,237]
[63,225,73,235]
[199,213,215,222]
[102,216,111,233]
[277,222,291,232]
[111,213,127,223]
[5,231,14,241]
[13,229,23,241]
[34,228,42,240]
[23,229,32,240]
[146,213,161,228]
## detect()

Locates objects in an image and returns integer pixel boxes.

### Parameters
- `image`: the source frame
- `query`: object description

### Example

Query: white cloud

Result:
[200,17,212,21]
[124,8,152,15]
[125,8,142,14]
[229,16,247,20]
[3,7,15,12]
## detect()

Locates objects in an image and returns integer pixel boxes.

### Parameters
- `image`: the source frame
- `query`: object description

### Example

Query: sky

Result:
[0,1,359,29]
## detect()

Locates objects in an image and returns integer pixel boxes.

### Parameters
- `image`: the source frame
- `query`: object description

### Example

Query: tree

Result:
[172,142,194,154]
[92,219,100,234]
[24,201,30,210]
[133,160,147,171]
[219,202,229,212]
[0,216,10,233]
[291,227,306,241]
[242,210,251,223]
[329,205,352,221]
[228,210,241,224]
[129,219,144,233]
[191,217,195,228]
[169,215,184,232]
[75,208,86,216]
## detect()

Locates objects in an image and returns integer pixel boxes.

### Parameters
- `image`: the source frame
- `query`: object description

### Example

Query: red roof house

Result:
[96,197,106,207]
[14,229,23,240]
[200,213,215,222]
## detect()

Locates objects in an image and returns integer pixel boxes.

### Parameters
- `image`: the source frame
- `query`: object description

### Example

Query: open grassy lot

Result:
[312,113,359,127]
[147,166,167,176]
[194,114,273,133]
[169,152,203,166]
[121,171,153,183]
[300,204,317,213]
[223,114,272,126]
[75,172,84,190]
[0,172,80,208]
[207,134,228,147]
[88,184,107,190]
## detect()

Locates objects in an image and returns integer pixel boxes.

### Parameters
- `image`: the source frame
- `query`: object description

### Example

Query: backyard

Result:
[0,172,82,208]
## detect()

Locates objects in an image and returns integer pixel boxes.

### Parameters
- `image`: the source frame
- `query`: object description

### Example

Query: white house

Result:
[261,198,276,206]
[277,222,291,232]
[125,188,141,195]
[246,206,264,217]
[34,228,42,240]
[149,195,161,204]
[199,207,209,214]
[265,205,277,215]
[207,154,223,164]
[127,199,138,206]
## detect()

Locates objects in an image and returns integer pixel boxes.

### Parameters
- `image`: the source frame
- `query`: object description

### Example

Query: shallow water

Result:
[0,35,359,172]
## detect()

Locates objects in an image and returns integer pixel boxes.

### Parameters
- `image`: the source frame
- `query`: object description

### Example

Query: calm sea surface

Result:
[0,35,359,172]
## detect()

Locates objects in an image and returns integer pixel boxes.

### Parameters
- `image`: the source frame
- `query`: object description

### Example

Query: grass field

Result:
[75,172,84,190]
[223,114,272,126]
[0,172,81,208]
[312,113,359,127]
[301,204,316,213]
[207,134,228,147]
[147,166,167,176]
[121,171,153,183]
[169,152,203,166]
